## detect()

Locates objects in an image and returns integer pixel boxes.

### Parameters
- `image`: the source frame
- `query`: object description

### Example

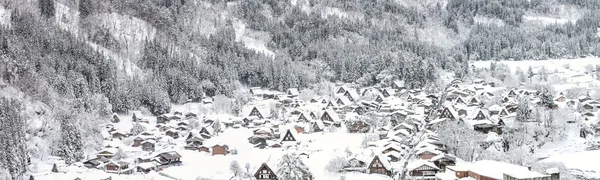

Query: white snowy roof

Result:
[407,160,439,171]
[336,96,353,106]
[470,160,547,179]
[488,104,503,112]
[288,88,299,96]
[436,172,459,180]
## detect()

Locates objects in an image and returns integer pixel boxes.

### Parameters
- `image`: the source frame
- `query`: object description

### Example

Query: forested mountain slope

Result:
[0,0,599,179]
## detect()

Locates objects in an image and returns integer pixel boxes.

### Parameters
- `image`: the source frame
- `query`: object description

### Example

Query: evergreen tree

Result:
[38,0,55,19]
[516,97,531,122]
[132,113,138,122]
[527,66,534,81]
[131,122,146,135]
[56,111,84,164]
[277,153,311,180]
[212,119,223,136]
[539,87,554,109]
[0,97,28,180]
[79,0,93,19]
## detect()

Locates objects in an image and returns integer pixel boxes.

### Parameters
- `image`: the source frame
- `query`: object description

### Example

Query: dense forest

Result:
[0,0,600,178]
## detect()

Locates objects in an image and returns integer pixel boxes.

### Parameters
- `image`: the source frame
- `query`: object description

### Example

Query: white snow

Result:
[473,15,505,26]
[0,6,11,28]
[522,15,574,25]
[471,57,600,92]
[233,21,275,58]
[541,150,600,179]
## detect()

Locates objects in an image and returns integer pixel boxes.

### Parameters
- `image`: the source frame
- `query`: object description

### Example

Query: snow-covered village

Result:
[4,0,600,180]
[11,58,600,180]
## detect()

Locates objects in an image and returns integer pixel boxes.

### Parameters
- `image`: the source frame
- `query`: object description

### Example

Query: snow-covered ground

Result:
[522,15,575,25]
[472,57,600,92]
[541,150,600,179]
[0,6,11,28]
[473,15,505,26]
[233,21,275,58]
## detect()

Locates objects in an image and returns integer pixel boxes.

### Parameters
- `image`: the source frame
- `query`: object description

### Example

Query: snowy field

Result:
[472,57,600,92]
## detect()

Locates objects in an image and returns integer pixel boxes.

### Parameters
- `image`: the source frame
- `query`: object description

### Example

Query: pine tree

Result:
[131,122,146,135]
[78,0,92,19]
[539,87,554,109]
[38,0,55,19]
[527,66,534,81]
[516,97,531,122]
[277,153,310,180]
[56,111,84,164]
[132,113,138,122]
[212,119,223,136]
[0,97,28,180]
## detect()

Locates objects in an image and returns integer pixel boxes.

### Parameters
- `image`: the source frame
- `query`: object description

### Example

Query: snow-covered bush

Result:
[325,156,347,172]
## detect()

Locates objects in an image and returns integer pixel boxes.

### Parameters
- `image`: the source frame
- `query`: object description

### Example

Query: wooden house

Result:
[111,131,127,140]
[320,110,341,125]
[381,88,395,98]
[105,161,132,174]
[199,126,215,139]
[507,89,518,97]
[212,144,229,156]
[255,163,278,180]
[407,160,440,178]
[343,89,360,102]
[440,106,459,121]
[392,80,406,90]
[336,96,352,106]
[280,129,298,143]
[136,162,158,173]
[184,136,204,150]
[141,140,156,152]
[337,86,349,94]
[346,120,371,133]
[368,156,392,176]
[132,136,145,147]
[96,148,117,159]
[83,157,109,169]
[249,106,265,119]
[165,129,180,139]
[471,109,489,120]
[415,149,440,160]
[430,154,456,171]
[287,88,299,97]
[155,151,182,166]
[198,146,210,153]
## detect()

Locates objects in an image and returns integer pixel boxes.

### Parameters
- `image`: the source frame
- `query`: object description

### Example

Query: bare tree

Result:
[230,160,242,177]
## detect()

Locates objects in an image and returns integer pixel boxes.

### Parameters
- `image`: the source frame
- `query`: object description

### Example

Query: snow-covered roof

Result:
[470,160,547,180]
[415,149,442,156]
[488,104,503,112]
[407,160,439,171]
[287,88,299,96]
[321,110,341,122]
[436,172,459,180]
[137,162,159,169]
[372,155,392,170]
[393,80,405,88]
[430,153,456,162]
[96,148,118,155]
[389,129,411,137]
[336,96,353,106]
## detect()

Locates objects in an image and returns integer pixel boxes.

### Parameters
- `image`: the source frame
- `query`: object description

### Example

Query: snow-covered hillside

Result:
[233,21,275,58]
